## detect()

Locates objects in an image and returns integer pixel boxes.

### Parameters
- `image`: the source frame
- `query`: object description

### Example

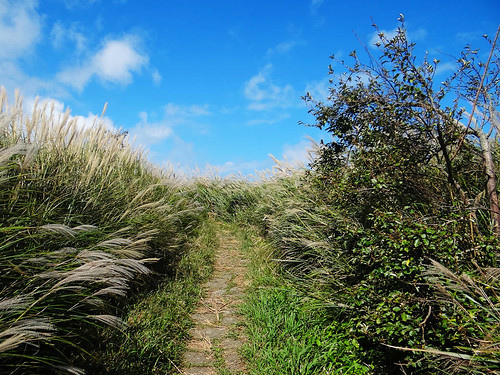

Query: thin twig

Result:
[451,25,500,161]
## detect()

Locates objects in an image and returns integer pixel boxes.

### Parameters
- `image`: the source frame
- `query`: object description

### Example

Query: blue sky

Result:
[1,0,499,175]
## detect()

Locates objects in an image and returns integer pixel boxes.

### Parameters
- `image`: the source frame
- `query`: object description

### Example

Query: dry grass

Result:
[0,87,202,374]
[419,260,500,373]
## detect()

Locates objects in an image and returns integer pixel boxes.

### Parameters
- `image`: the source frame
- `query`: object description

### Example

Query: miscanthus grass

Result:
[0,88,202,374]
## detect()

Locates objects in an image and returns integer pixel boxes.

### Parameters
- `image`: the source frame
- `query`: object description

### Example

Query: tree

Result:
[451,29,500,234]
[303,17,500,234]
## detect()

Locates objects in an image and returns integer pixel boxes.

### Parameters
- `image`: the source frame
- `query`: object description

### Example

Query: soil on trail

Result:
[181,229,248,375]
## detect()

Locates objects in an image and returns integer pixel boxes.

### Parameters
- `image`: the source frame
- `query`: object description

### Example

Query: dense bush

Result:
[226,22,500,373]
[240,172,499,373]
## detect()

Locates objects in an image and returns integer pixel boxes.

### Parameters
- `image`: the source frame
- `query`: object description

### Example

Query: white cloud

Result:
[310,0,325,18]
[164,103,211,118]
[244,64,295,111]
[130,111,173,147]
[0,0,41,59]
[163,135,197,171]
[310,0,325,12]
[73,111,116,132]
[23,95,117,134]
[247,112,290,126]
[50,22,65,48]
[304,78,331,103]
[282,138,317,166]
[54,0,101,9]
[435,61,456,76]
[160,103,212,134]
[0,61,65,100]
[57,65,94,91]
[57,35,149,90]
[267,40,300,55]
[456,31,483,44]
[50,21,87,53]
[148,134,201,177]
[345,71,372,86]
[218,159,270,176]
[410,28,427,42]
[152,68,162,85]
[369,28,398,47]
[128,102,211,152]
[92,38,147,83]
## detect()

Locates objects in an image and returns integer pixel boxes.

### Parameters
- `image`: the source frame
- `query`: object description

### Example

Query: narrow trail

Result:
[181,228,248,375]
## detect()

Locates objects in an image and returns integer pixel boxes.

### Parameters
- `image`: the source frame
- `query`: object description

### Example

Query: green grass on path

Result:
[235,227,373,375]
[83,219,218,374]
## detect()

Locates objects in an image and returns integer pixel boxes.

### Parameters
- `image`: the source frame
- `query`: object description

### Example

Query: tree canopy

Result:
[304,18,500,233]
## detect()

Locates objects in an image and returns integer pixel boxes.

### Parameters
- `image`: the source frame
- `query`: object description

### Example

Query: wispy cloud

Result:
[247,113,290,126]
[244,64,295,111]
[304,78,330,103]
[281,137,317,166]
[455,31,483,43]
[267,40,301,55]
[310,0,325,10]
[310,0,326,19]
[129,102,211,152]
[162,135,197,172]
[369,28,398,47]
[218,159,271,176]
[0,61,65,100]
[151,68,162,85]
[50,21,88,53]
[0,0,49,97]
[0,0,41,59]
[54,0,102,9]
[435,61,456,76]
[130,111,173,147]
[164,103,211,119]
[57,35,149,90]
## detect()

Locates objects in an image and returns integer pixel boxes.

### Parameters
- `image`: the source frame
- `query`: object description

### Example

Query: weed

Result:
[237,228,372,374]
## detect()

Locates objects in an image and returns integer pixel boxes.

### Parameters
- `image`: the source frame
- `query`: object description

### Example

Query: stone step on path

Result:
[181,230,248,375]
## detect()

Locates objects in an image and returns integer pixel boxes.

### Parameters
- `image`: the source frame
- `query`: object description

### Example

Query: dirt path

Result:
[181,228,248,375]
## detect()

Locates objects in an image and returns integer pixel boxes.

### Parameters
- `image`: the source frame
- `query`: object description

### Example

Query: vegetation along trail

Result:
[2,21,500,375]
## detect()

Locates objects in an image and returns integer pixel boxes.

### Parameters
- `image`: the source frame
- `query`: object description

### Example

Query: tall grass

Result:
[419,261,500,373]
[86,218,218,374]
[0,88,202,374]
[205,163,500,373]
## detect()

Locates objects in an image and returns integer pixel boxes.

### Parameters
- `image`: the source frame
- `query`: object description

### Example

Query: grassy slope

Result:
[0,90,205,374]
